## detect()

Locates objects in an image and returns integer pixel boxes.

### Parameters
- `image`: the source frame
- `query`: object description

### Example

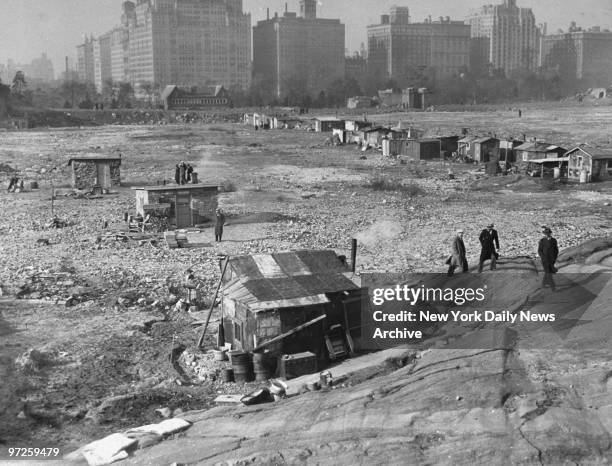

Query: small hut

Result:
[221,250,365,366]
[67,155,122,190]
[566,145,612,182]
[132,184,219,228]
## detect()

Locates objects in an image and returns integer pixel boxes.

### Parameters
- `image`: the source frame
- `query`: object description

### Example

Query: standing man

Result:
[186,164,193,183]
[538,227,558,290]
[448,230,468,276]
[214,208,226,242]
[478,223,500,272]
[179,162,186,185]
[174,164,180,184]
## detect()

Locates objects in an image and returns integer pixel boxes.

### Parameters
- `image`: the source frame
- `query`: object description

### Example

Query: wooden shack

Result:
[566,146,612,182]
[404,138,442,160]
[473,137,500,163]
[433,136,460,159]
[67,155,121,190]
[313,117,344,132]
[221,250,365,366]
[132,184,219,228]
[515,141,566,162]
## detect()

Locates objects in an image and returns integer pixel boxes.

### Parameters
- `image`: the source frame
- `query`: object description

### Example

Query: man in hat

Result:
[447,230,468,276]
[478,223,500,272]
[214,208,226,242]
[538,227,558,290]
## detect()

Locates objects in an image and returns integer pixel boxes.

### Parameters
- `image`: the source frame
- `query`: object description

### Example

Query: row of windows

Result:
[171,98,228,105]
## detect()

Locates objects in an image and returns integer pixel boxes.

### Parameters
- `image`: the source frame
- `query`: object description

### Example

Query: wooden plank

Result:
[252,314,326,352]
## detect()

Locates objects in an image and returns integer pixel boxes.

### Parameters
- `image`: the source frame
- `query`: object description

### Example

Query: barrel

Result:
[221,368,235,383]
[191,172,198,184]
[230,351,253,383]
[253,352,272,382]
[553,167,560,179]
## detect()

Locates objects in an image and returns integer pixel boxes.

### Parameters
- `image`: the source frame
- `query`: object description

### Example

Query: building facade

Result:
[123,0,251,91]
[540,23,612,85]
[467,0,539,75]
[76,36,96,84]
[368,9,470,85]
[253,0,345,98]
[110,26,130,83]
[94,33,113,93]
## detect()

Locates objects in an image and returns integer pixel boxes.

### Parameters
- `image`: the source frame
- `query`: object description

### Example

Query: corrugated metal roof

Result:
[224,251,359,312]
[473,137,497,143]
[131,184,219,192]
[527,157,569,163]
[515,141,564,152]
[567,145,612,160]
[68,155,122,166]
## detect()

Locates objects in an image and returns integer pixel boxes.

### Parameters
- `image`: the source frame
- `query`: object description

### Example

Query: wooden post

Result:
[197,256,229,349]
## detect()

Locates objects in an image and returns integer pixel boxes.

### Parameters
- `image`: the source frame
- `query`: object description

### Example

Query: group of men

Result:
[174,162,194,185]
[6,177,24,193]
[447,223,559,290]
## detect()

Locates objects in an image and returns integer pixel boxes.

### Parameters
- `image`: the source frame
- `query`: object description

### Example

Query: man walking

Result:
[448,230,468,276]
[478,223,500,272]
[214,208,226,242]
[538,227,558,290]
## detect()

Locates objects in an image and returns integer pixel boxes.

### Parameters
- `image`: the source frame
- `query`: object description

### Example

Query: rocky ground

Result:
[0,105,611,460]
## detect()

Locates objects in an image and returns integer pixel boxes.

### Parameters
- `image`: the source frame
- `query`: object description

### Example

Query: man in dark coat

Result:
[174,164,180,184]
[538,227,558,290]
[179,162,186,185]
[214,208,226,242]
[448,230,468,276]
[478,223,500,272]
[186,164,193,183]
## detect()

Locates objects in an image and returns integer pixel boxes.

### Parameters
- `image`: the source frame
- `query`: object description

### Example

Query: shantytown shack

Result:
[221,250,366,366]
[132,184,219,228]
[67,155,122,191]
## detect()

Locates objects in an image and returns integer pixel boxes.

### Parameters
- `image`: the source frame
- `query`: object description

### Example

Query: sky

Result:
[1,0,611,77]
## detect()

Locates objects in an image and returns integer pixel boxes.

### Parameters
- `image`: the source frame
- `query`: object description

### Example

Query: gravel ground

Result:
[0,110,611,450]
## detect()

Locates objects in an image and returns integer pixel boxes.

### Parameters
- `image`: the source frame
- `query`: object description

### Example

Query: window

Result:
[233,321,242,343]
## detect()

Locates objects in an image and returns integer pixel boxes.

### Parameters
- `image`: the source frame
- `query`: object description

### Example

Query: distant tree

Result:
[78,94,94,109]
[248,73,276,106]
[117,82,134,108]
[282,74,310,107]
[59,80,96,108]
[138,81,154,107]
[11,71,27,95]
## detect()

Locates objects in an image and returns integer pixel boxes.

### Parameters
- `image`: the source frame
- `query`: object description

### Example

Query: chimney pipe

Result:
[267,7,269,20]
[350,239,358,273]
[285,2,288,13]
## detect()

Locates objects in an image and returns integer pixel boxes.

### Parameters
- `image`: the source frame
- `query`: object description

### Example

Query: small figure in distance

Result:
[215,208,226,242]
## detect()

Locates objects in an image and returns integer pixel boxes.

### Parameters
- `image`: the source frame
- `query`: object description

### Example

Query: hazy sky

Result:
[1,0,611,77]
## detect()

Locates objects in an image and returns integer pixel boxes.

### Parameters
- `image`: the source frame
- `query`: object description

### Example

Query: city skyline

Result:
[1,0,612,79]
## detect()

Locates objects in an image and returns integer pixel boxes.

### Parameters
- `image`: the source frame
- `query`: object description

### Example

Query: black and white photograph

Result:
[1,0,611,464]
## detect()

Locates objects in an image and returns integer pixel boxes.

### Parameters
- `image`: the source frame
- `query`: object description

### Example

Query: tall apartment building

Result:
[110,26,130,83]
[467,0,538,75]
[123,0,251,91]
[76,36,96,83]
[367,8,470,85]
[93,33,113,92]
[540,22,612,85]
[253,0,345,98]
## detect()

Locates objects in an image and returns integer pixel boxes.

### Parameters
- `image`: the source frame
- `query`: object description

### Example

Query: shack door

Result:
[175,191,192,227]
[96,163,110,188]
